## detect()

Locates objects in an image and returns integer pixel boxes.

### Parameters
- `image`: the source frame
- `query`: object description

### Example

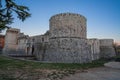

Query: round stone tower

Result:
[49,13,87,38]
[45,13,91,63]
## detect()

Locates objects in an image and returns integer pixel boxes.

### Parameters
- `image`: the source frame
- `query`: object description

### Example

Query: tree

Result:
[0,0,31,32]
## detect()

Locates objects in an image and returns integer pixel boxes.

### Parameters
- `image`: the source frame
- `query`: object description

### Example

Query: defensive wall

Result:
[2,13,116,63]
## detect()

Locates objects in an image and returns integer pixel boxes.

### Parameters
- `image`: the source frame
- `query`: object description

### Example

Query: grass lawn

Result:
[0,55,108,70]
[0,55,110,80]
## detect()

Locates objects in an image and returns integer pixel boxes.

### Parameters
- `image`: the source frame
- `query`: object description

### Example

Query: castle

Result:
[2,13,116,63]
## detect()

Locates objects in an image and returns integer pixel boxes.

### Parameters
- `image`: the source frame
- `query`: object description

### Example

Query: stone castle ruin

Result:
[3,13,116,63]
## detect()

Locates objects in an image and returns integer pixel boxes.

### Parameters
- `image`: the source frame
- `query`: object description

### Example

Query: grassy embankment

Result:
[0,54,119,80]
[0,56,108,70]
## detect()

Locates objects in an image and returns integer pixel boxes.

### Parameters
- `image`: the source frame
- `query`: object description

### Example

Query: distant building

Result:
[0,35,5,53]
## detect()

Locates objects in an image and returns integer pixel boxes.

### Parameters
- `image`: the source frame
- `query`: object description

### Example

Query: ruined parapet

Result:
[87,39,100,60]
[17,33,29,54]
[99,39,116,58]
[3,28,20,55]
[44,13,91,63]
[32,35,49,43]
[100,39,114,46]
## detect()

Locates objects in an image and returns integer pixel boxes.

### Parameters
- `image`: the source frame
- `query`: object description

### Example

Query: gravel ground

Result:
[62,66,120,80]
[104,61,120,69]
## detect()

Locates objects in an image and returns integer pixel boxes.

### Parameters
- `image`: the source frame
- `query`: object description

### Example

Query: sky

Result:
[4,0,120,43]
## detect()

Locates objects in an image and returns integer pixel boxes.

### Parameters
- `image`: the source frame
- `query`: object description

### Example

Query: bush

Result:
[0,74,16,80]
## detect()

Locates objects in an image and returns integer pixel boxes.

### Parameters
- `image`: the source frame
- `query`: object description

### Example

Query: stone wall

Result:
[45,38,91,63]
[34,42,48,61]
[31,35,49,43]
[17,33,29,54]
[87,39,100,60]
[31,32,49,60]
[49,13,86,38]
[3,28,20,55]
[99,39,116,58]
[43,13,92,63]
[100,39,113,46]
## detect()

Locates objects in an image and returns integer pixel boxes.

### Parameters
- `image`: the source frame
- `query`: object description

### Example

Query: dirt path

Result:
[62,67,120,80]
[104,61,120,69]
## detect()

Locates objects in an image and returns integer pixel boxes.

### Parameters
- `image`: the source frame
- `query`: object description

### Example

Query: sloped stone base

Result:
[44,38,92,63]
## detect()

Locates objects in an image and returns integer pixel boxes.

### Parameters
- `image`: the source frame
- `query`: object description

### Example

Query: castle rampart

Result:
[2,13,116,63]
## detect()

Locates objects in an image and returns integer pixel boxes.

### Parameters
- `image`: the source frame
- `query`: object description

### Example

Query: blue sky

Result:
[8,0,120,42]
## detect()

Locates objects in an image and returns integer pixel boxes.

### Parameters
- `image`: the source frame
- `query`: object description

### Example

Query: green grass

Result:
[0,55,112,80]
[0,55,108,70]
[110,55,120,62]
[0,74,17,80]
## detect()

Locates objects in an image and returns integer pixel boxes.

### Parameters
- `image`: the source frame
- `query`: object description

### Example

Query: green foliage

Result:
[0,74,16,80]
[111,55,120,62]
[0,0,31,32]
